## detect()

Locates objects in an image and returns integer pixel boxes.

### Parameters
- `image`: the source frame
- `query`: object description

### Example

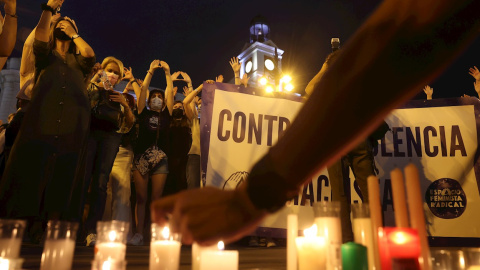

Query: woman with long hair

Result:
[83,57,136,246]
[0,0,95,229]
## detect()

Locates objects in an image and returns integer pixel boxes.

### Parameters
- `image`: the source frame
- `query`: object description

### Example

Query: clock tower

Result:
[237,15,284,88]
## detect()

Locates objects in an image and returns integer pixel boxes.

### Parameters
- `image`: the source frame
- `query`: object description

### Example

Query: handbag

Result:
[92,89,122,130]
[134,116,166,175]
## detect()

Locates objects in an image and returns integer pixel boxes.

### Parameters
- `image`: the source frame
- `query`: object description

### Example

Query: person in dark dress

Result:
[0,0,95,224]
[128,59,174,245]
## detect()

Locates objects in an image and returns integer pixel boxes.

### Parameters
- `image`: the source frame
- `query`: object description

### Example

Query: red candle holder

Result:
[377,227,421,270]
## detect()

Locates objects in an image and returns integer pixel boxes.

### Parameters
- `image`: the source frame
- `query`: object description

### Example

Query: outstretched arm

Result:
[161,61,174,115]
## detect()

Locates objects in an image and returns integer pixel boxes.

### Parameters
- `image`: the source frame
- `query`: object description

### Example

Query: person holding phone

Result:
[83,57,135,246]
[0,0,95,235]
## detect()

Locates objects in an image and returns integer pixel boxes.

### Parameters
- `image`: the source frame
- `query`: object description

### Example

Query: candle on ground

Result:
[199,241,238,270]
[295,225,327,270]
[149,226,181,270]
[287,214,298,270]
[342,242,368,270]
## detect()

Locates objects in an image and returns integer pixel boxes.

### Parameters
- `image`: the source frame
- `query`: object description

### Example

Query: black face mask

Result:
[172,108,184,118]
[54,28,71,41]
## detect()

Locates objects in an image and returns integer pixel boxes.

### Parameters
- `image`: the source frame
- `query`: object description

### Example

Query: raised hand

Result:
[229,57,241,74]
[423,85,433,100]
[181,72,192,84]
[469,66,480,81]
[173,86,178,97]
[123,67,134,81]
[240,73,250,87]
[46,0,63,10]
[171,71,182,81]
[159,61,170,73]
[216,75,224,83]
[149,60,162,72]
[58,20,77,38]
[182,86,191,96]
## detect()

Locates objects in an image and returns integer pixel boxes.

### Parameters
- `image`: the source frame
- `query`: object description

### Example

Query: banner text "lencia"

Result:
[373,125,467,157]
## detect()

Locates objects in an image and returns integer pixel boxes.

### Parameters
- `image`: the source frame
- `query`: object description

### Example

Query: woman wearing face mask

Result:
[163,99,192,196]
[83,57,136,246]
[0,0,95,227]
[128,59,173,245]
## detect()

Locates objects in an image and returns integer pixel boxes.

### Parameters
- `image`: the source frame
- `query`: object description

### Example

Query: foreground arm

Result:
[152,0,480,245]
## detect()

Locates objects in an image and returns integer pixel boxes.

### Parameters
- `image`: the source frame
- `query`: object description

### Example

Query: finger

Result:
[151,194,180,224]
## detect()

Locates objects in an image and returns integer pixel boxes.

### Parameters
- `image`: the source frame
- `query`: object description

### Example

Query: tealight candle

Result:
[149,225,181,270]
[295,225,327,270]
[199,241,239,270]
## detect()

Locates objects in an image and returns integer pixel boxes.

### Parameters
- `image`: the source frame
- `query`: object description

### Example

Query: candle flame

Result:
[162,226,170,239]
[217,241,225,251]
[390,231,409,244]
[108,231,117,242]
[102,260,112,270]
[303,224,318,238]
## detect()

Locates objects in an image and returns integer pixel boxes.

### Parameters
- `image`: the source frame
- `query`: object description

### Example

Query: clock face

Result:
[265,59,275,71]
[245,61,253,73]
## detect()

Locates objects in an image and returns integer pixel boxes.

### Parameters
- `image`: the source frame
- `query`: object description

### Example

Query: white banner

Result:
[201,83,480,241]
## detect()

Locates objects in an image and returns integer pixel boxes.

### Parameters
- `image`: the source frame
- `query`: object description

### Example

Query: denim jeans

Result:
[83,129,122,233]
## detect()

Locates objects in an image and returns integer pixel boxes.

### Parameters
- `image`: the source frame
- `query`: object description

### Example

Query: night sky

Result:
[9,0,480,99]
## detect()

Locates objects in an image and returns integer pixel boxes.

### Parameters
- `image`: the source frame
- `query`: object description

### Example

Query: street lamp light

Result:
[259,77,268,86]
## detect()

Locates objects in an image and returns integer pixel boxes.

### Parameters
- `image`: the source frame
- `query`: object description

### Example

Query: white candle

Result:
[295,225,327,270]
[314,217,342,270]
[352,218,375,270]
[40,239,75,270]
[199,241,238,270]
[287,214,298,270]
[149,240,181,270]
[192,243,216,270]
[95,242,126,261]
[0,238,22,258]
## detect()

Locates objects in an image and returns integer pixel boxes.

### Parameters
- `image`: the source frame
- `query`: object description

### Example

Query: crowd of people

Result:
[0,0,250,246]
[0,0,479,249]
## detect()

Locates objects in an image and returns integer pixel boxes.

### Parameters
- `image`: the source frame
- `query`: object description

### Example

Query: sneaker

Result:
[266,238,277,248]
[86,233,97,247]
[128,233,144,246]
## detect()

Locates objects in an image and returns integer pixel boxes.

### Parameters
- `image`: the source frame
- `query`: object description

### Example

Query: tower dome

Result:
[249,15,270,43]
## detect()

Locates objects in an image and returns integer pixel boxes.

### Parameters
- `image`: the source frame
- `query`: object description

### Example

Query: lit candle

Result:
[390,168,409,228]
[341,242,368,270]
[40,239,76,270]
[367,175,382,270]
[0,258,23,270]
[313,201,342,270]
[295,225,327,270]
[192,243,216,270]
[287,214,298,270]
[199,241,238,270]
[404,164,432,270]
[149,226,181,270]
[95,231,126,261]
[378,227,421,270]
[91,259,127,270]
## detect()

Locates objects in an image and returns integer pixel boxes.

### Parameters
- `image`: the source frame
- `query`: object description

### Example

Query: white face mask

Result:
[106,71,119,86]
[150,97,163,110]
